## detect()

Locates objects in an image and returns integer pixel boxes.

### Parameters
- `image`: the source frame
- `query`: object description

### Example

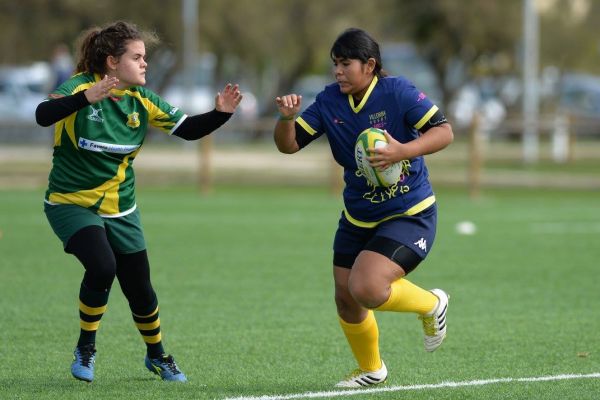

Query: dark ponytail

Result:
[330,28,387,78]
[75,21,159,74]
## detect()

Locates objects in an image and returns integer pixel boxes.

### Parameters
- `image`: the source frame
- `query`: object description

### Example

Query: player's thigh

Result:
[370,204,437,274]
[104,208,146,254]
[44,203,104,249]
[332,212,375,269]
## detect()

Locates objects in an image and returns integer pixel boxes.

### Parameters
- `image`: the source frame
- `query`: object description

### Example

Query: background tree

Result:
[1,0,599,113]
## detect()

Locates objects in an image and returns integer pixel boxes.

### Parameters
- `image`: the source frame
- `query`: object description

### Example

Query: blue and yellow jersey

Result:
[45,73,186,216]
[297,75,440,227]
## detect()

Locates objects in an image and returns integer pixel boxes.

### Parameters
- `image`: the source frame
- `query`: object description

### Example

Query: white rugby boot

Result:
[335,361,387,388]
[419,288,449,352]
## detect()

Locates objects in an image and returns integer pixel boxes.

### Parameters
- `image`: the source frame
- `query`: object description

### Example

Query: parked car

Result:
[161,53,258,121]
[558,73,600,136]
[291,74,331,112]
[0,62,53,123]
[381,43,443,106]
[448,79,507,131]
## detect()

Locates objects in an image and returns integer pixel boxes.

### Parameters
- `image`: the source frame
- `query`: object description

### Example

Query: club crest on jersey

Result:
[126,112,140,128]
[87,105,104,123]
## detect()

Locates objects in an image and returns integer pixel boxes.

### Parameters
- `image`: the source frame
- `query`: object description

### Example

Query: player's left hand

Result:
[215,83,243,113]
[367,130,408,170]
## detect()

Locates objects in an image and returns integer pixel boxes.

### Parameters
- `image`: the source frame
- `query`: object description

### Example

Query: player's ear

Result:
[107,55,119,71]
[366,58,376,74]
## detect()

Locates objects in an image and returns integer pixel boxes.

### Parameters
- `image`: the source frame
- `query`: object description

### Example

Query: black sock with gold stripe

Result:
[132,299,165,359]
[77,283,109,347]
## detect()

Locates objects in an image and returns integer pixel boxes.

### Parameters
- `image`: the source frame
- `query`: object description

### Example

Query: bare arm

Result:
[274,94,302,154]
[368,123,454,169]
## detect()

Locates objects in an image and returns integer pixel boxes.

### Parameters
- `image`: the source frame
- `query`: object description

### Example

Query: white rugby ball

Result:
[354,128,402,187]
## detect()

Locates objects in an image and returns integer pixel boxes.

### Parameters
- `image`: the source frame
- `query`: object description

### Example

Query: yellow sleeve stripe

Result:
[80,320,101,331]
[343,195,436,228]
[135,318,161,331]
[296,116,317,136]
[414,105,439,130]
[73,82,95,94]
[142,333,162,344]
[79,301,107,316]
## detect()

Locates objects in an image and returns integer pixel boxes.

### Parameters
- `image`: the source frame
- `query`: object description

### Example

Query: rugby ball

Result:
[354,128,402,187]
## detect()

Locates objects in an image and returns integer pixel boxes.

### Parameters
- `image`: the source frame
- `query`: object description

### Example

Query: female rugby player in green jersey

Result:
[274,28,454,387]
[35,21,242,383]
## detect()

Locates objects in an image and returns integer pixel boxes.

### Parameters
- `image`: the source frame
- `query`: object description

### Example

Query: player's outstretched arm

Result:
[173,83,243,141]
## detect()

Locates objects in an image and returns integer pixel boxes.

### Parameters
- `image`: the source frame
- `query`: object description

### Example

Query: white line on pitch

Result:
[222,372,600,400]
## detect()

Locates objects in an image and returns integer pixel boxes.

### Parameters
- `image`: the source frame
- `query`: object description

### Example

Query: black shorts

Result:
[333,204,437,274]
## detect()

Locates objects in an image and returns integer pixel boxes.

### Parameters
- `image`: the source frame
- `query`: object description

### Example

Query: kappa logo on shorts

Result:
[414,237,427,252]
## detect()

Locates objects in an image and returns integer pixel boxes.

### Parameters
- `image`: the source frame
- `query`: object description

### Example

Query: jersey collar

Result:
[348,75,378,113]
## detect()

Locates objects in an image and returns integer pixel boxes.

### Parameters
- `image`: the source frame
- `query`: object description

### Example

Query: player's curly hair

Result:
[75,21,159,74]
[330,28,387,78]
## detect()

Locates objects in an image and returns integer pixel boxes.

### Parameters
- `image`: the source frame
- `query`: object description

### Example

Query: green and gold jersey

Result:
[45,73,186,216]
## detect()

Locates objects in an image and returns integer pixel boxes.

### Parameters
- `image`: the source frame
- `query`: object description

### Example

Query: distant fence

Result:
[0,122,54,144]
[474,112,579,161]
[1,114,598,193]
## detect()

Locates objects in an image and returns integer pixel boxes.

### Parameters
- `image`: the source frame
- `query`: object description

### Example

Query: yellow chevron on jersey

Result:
[45,73,185,215]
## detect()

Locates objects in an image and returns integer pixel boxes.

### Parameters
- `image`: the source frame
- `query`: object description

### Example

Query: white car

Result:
[0,62,53,123]
[162,83,258,121]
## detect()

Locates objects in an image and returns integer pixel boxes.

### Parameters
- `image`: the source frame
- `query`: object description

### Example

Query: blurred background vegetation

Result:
[0,0,600,109]
[1,0,599,191]
[3,0,600,105]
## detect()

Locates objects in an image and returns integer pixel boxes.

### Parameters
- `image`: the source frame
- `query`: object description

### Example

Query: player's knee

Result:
[334,283,362,317]
[83,256,117,290]
[127,286,156,311]
[348,279,387,309]
[334,291,351,313]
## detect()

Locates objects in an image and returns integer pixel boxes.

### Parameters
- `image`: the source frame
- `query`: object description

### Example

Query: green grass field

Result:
[1,186,599,399]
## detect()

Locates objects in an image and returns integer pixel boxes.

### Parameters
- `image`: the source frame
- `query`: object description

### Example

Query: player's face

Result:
[332,57,374,98]
[113,40,147,88]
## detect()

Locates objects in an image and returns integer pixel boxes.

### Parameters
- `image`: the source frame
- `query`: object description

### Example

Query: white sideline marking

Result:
[222,372,600,400]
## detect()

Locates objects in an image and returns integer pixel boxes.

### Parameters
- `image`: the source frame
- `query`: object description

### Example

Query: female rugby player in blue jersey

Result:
[274,28,454,387]
[35,21,242,383]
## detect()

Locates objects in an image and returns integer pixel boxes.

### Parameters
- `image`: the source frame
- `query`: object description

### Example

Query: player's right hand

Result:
[84,75,119,104]
[275,94,302,119]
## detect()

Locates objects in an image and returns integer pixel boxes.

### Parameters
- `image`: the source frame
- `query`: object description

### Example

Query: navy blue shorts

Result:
[333,204,437,274]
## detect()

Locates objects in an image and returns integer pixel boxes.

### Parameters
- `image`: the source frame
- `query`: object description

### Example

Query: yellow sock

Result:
[339,310,382,372]
[375,278,437,314]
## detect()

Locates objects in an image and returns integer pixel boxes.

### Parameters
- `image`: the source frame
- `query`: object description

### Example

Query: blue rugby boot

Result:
[71,343,96,382]
[145,354,187,382]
